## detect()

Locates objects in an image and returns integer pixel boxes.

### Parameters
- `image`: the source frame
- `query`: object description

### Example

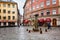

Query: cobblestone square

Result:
[0,26,60,40]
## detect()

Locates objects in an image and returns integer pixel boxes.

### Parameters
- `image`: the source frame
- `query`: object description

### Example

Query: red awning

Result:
[45,18,51,22]
[23,20,25,23]
[38,18,44,23]
[23,19,29,24]
[25,20,28,22]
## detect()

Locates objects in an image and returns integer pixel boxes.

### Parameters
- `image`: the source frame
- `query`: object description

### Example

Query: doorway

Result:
[52,18,57,27]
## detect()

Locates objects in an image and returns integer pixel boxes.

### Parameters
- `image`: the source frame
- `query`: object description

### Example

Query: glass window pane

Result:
[52,9,56,14]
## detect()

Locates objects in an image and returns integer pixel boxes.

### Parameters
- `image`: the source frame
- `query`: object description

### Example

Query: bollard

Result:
[40,28,41,31]
[40,28,42,34]
[33,28,34,31]
[28,30,31,33]
[40,30,42,34]
[26,29,28,31]
[45,29,47,32]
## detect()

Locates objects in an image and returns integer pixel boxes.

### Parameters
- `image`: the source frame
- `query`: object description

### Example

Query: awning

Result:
[38,18,44,23]
[23,19,29,24]
[45,18,51,22]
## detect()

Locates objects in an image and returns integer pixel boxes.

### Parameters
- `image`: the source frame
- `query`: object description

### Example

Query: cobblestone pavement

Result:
[0,26,60,40]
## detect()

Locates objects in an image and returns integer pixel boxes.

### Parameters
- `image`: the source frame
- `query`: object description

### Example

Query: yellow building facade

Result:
[0,1,18,26]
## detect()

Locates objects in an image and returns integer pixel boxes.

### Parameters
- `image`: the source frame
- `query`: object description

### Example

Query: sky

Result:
[13,0,26,15]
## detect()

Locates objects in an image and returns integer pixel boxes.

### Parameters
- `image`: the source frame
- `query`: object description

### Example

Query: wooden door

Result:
[52,18,57,27]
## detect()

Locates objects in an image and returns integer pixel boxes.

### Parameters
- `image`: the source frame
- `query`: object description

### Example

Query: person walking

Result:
[47,22,51,29]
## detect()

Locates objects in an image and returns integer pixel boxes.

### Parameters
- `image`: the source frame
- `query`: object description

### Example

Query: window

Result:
[13,16,15,20]
[46,10,50,15]
[40,2,44,8]
[3,9,6,13]
[30,1,31,4]
[3,16,6,19]
[46,0,50,6]
[36,5,39,8]
[41,13,43,16]
[12,11,15,14]
[41,11,44,16]
[0,16,1,19]
[52,0,56,4]
[33,6,35,10]
[8,4,10,8]
[3,4,6,7]
[8,16,10,20]
[52,9,56,15]
[12,12,15,14]
[0,9,1,13]
[12,5,15,8]
[32,0,34,2]
[8,11,10,13]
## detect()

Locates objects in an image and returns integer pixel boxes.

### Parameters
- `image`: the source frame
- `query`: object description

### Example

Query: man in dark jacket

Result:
[47,22,51,29]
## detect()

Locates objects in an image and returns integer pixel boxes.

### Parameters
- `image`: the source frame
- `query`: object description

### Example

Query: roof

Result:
[0,1,17,4]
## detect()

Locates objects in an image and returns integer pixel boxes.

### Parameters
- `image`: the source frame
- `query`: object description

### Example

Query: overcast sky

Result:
[13,0,26,15]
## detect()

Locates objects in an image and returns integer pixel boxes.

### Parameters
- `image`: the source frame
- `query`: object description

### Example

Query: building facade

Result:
[17,9,21,27]
[0,0,13,2]
[0,1,18,26]
[23,0,60,27]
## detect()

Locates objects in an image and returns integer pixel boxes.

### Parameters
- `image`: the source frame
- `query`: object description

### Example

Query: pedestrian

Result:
[18,23,20,27]
[47,22,51,29]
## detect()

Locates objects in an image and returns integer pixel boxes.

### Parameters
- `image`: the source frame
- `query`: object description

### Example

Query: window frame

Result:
[12,4,15,8]
[32,0,34,2]
[52,0,56,4]
[8,4,10,8]
[0,9,1,13]
[52,9,56,15]
[0,16,1,19]
[36,5,39,8]
[8,11,10,14]
[33,6,35,10]
[41,11,44,16]
[46,10,50,15]
[3,16,6,20]
[3,4,6,7]
[46,0,50,6]
[40,2,44,8]
[8,16,10,20]
[13,16,15,20]
[3,9,6,13]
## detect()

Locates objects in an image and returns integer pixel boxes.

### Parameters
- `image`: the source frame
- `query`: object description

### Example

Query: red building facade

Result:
[23,0,60,26]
